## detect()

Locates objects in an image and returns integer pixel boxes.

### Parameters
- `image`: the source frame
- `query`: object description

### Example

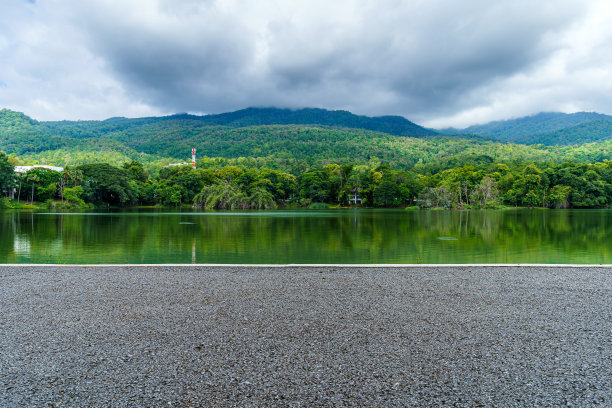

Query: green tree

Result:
[547,185,572,209]
[193,182,249,210]
[122,160,149,182]
[248,186,278,209]
[299,170,330,203]
[0,151,15,197]
[471,177,500,208]
[63,186,86,207]
[77,163,135,205]
[58,168,84,203]
[374,178,402,206]
[26,172,39,202]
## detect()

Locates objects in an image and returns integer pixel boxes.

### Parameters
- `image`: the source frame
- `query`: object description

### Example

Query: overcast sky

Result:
[1,0,611,128]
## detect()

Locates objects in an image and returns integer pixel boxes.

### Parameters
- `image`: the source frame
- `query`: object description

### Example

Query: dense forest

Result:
[0,107,610,209]
[441,111,612,145]
[1,152,610,210]
[1,109,611,175]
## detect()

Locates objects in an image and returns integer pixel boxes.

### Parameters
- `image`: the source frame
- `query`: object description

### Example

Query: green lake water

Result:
[0,209,610,264]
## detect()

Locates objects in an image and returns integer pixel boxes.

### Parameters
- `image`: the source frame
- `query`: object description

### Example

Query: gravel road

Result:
[1,266,611,407]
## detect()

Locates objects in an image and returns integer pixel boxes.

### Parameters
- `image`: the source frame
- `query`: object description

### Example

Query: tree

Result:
[439,165,482,207]
[259,169,297,200]
[248,186,277,209]
[323,164,342,202]
[77,163,135,205]
[15,172,25,204]
[360,169,382,206]
[418,185,452,208]
[343,165,369,206]
[17,167,62,202]
[154,183,183,207]
[547,185,572,209]
[59,168,84,203]
[471,177,499,208]
[0,151,15,197]
[299,170,330,203]
[194,182,249,210]
[25,172,39,203]
[63,186,86,207]
[374,178,401,206]
[511,164,544,207]
[122,160,148,182]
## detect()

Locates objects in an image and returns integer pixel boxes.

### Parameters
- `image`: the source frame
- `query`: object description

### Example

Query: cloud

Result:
[425,0,612,127]
[0,0,610,127]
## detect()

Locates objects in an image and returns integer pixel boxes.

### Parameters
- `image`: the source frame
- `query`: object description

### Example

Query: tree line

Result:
[0,151,611,209]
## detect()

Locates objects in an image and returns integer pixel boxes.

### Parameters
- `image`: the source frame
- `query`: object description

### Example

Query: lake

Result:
[0,209,610,264]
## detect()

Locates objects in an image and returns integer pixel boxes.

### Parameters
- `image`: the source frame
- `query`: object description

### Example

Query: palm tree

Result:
[26,172,40,203]
[16,172,25,204]
[59,168,84,203]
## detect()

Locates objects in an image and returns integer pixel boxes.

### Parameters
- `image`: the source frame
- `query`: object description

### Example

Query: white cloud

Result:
[1,0,610,127]
[424,0,612,127]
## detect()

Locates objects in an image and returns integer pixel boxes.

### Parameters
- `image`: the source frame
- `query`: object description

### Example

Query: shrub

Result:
[0,196,12,209]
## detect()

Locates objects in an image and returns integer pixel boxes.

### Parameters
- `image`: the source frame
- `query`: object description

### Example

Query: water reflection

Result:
[0,209,610,264]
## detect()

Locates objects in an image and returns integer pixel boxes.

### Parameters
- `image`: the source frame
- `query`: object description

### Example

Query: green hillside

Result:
[512,120,612,145]
[1,108,611,210]
[39,107,437,139]
[440,112,612,145]
[1,108,611,175]
[155,107,438,137]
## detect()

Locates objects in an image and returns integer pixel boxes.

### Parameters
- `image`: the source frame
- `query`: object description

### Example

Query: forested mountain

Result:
[41,107,437,138]
[512,120,612,145]
[1,108,612,210]
[439,112,612,145]
[1,108,611,176]
[0,107,435,158]
[189,107,438,137]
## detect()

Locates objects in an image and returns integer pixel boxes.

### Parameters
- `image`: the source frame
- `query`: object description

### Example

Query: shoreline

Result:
[3,203,612,211]
[2,265,611,406]
[2,263,612,267]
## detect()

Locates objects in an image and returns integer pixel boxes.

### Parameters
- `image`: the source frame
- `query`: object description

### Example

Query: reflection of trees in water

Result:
[0,210,610,263]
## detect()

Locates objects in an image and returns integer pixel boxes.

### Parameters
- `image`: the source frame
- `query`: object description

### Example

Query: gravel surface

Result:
[1,265,611,407]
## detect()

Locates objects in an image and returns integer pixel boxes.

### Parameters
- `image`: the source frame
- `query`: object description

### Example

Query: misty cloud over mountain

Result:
[1,0,611,127]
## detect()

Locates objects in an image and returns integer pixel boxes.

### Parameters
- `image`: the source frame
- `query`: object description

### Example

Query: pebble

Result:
[1,265,611,407]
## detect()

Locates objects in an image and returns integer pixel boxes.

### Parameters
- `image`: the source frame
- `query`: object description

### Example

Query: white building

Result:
[14,165,64,173]
[349,189,363,205]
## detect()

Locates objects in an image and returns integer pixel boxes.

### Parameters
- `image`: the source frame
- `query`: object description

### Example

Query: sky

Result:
[1,0,612,128]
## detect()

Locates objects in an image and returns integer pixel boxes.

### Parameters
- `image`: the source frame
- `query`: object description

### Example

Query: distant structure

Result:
[349,189,363,205]
[168,148,197,168]
[14,165,63,173]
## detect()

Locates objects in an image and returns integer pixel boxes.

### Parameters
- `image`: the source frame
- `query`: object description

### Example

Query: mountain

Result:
[153,107,438,138]
[0,106,439,161]
[439,112,612,145]
[0,109,37,128]
[511,120,612,145]
[0,106,437,143]
[1,108,611,172]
